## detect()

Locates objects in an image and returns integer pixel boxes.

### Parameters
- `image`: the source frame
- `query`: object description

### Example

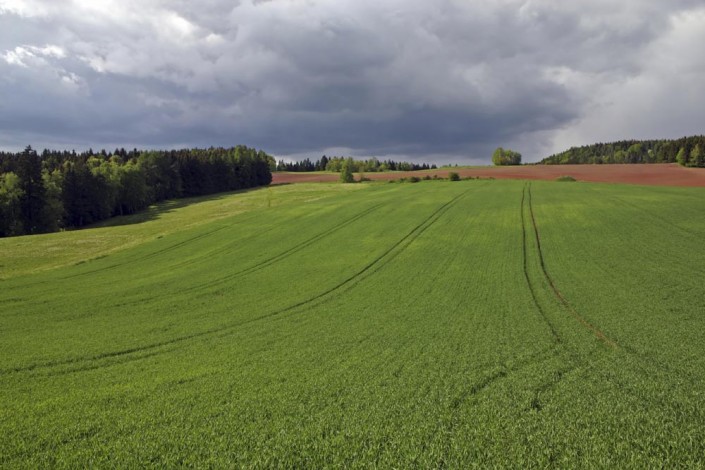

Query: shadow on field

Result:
[88,186,271,229]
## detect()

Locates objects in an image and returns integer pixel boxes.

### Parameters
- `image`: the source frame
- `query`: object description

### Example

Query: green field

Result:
[2,180,705,467]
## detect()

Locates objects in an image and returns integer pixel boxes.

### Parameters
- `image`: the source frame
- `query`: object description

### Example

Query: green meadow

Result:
[1,180,704,467]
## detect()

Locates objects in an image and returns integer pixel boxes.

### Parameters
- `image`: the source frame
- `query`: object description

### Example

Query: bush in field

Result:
[556,175,577,182]
[409,176,420,183]
[340,158,355,183]
[357,171,371,182]
[448,172,460,181]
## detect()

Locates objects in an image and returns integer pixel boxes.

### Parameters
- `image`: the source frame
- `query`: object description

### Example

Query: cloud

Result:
[1,0,704,163]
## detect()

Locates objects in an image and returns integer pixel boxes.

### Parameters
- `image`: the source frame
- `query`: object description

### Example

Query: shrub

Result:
[448,172,460,181]
[556,175,577,182]
[409,176,420,183]
[340,158,354,183]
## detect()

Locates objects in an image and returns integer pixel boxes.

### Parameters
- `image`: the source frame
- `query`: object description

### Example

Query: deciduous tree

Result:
[492,147,522,166]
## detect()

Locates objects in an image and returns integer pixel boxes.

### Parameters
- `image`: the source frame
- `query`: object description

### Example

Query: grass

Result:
[1,179,705,466]
[0,183,364,279]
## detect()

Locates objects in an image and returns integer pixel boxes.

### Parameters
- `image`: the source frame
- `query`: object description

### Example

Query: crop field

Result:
[272,163,705,187]
[1,180,705,467]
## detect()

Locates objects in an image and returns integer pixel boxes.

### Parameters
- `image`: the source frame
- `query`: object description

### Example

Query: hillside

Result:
[540,135,705,166]
[2,180,705,466]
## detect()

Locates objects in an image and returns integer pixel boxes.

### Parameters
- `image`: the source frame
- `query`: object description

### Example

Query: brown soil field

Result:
[272,164,705,187]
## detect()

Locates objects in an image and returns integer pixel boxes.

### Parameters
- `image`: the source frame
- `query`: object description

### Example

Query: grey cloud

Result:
[1,0,704,163]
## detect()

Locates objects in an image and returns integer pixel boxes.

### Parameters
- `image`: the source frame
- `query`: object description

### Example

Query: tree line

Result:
[540,136,705,167]
[275,155,438,173]
[0,146,273,237]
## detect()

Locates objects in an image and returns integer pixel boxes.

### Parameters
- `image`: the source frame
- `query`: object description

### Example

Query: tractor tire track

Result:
[180,202,385,295]
[13,222,235,289]
[581,185,705,277]
[62,225,232,279]
[438,344,562,466]
[526,183,618,349]
[585,184,705,241]
[112,203,385,308]
[163,223,279,271]
[520,184,562,344]
[165,201,379,273]
[233,185,475,319]
[2,188,473,376]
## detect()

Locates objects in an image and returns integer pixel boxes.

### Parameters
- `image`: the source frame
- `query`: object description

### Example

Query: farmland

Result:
[1,179,705,467]
[272,163,705,187]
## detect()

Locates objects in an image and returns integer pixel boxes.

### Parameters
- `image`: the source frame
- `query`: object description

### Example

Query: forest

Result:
[0,146,273,237]
[540,135,705,166]
[275,155,437,173]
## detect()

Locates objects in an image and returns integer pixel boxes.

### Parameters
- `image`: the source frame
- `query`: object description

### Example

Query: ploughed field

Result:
[1,180,705,467]
[273,163,705,187]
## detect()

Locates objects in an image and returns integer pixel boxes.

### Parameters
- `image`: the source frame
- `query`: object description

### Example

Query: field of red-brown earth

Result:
[272,163,705,187]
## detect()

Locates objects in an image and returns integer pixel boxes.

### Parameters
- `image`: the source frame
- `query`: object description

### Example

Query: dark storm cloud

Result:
[1,0,704,162]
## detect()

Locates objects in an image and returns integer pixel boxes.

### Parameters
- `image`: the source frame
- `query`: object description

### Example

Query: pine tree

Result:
[16,145,48,234]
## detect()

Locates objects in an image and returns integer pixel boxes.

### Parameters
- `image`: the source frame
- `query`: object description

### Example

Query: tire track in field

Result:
[437,188,580,463]
[262,185,477,315]
[520,183,562,344]
[581,185,705,277]
[12,221,236,289]
[65,225,233,278]
[110,202,385,308]
[526,183,619,349]
[521,184,697,410]
[178,202,385,296]
[165,200,381,272]
[163,223,280,271]
[586,184,705,241]
[2,187,473,376]
[520,183,584,411]
[437,344,562,465]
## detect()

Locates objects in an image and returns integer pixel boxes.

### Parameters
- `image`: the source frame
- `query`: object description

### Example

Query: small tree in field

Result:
[340,157,354,183]
[492,147,522,166]
[448,172,460,181]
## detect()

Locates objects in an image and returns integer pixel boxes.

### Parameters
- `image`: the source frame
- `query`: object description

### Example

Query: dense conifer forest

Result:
[540,135,705,166]
[275,155,437,172]
[0,146,273,237]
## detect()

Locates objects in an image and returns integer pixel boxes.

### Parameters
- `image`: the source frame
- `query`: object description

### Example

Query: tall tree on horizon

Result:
[16,145,49,234]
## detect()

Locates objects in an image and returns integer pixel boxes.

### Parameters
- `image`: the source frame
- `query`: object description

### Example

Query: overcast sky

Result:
[1,0,704,163]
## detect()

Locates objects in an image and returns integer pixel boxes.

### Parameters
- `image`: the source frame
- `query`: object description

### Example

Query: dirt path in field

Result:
[273,164,705,187]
